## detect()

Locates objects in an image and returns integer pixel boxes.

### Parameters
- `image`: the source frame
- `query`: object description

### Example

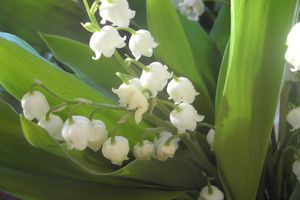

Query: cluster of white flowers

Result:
[89,0,157,60]
[21,91,132,165]
[173,0,205,21]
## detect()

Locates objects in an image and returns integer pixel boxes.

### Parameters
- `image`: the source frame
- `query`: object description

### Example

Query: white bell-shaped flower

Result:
[88,120,108,152]
[140,62,172,96]
[206,129,215,151]
[285,23,300,72]
[21,91,50,121]
[167,77,199,104]
[102,136,130,165]
[292,160,300,182]
[286,107,300,131]
[89,25,126,60]
[175,0,205,21]
[133,140,155,160]
[38,114,64,141]
[99,0,135,28]
[199,185,224,200]
[112,79,148,123]
[62,116,92,151]
[129,30,158,60]
[170,103,204,133]
[154,132,179,161]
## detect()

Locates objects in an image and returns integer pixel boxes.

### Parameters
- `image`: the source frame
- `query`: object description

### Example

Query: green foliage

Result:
[214,0,299,199]
[147,0,215,121]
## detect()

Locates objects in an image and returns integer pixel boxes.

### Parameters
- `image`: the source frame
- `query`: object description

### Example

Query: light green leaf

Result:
[147,0,214,121]
[40,33,125,99]
[0,32,143,146]
[214,0,299,199]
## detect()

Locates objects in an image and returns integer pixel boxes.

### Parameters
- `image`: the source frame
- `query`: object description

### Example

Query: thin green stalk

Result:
[117,27,136,35]
[83,0,100,30]
[114,51,138,77]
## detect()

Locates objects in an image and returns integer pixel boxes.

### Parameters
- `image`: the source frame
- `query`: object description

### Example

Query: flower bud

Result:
[140,62,172,96]
[133,140,155,160]
[292,160,300,182]
[38,114,64,141]
[99,0,135,28]
[286,107,300,131]
[129,30,158,60]
[112,79,148,124]
[21,91,50,121]
[206,129,215,151]
[285,23,300,72]
[102,136,130,165]
[175,0,205,21]
[62,116,92,151]
[88,120,108,152]
[199,185,224,200]
[154,132,179,161]
[89,25,126,60]
[167,77,199,104]
[81,22,99,33]
[170,103,204,133]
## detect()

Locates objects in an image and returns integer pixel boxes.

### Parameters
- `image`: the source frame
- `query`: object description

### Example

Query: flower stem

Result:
[117,27,136,35]
[156,99,181,112]
[114,51,138,77]
[45,102,69,120]
[83,0,100,31]
[198,122,215,129]
[68,102,83,124]
[125,57,149,71]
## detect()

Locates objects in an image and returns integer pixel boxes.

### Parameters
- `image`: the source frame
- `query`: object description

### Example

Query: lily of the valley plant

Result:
[0,0,299,200]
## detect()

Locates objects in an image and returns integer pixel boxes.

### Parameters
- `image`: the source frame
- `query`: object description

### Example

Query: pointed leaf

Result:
[214,0,299,199]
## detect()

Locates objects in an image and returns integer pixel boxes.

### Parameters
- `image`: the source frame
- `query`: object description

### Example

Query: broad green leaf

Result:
[210,5,230,55]
[0,167,184,200]
[147,0,214,121]
[214,1,299,199]
[40,33,125,99]
[0,0,88,52]
[0,32,143,146]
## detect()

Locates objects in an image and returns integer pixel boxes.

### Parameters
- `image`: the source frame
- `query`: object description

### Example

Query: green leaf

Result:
[0,32,143,146]
[210,5,230,55]
[0,167,184,200]
[214,0,299,199]
[147,0,214,121]
[178,14,221,96]
[0,0,88,52]
[40,33,125,99]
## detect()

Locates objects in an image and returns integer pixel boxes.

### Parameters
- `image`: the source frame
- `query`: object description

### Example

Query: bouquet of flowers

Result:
[0,0,299,199]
